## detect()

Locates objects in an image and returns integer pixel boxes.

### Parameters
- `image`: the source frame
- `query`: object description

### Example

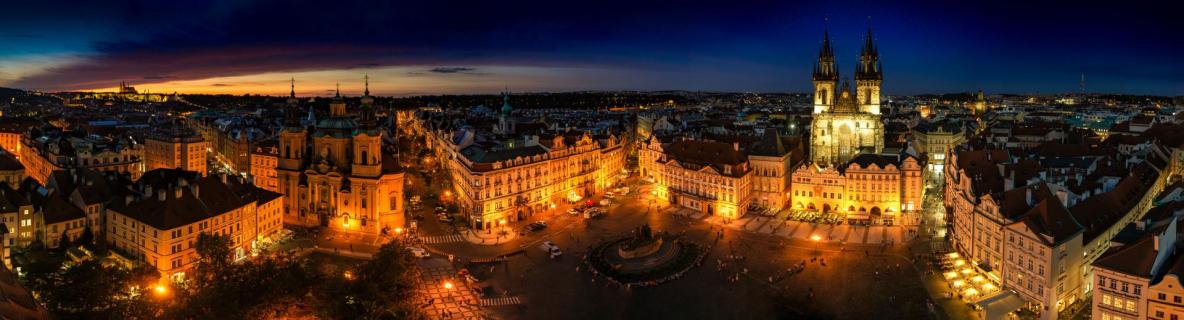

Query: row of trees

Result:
[23,233,425,319]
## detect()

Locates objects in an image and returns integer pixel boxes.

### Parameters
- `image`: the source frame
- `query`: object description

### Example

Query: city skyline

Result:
[2,1,1182,96]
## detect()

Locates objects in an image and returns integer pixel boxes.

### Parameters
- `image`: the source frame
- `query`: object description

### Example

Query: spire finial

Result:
[364,74,370,96]
[335,83,340,98]
[289,78,295,98]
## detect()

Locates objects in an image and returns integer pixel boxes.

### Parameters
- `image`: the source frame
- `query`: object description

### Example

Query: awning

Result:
[974,290,1025,320]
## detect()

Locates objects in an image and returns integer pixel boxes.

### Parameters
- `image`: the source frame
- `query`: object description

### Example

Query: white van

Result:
[540,241,562,259]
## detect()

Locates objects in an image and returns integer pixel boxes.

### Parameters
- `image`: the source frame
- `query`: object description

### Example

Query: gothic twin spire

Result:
[814,23,881,82]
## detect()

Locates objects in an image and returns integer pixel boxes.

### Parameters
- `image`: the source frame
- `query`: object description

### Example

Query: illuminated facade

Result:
[809,28,884,165]
[20,131,144,184]
[106,170,283,280]
[911,120,967,177]
[642,131,802,215]
[277,80,406,235]
[251,141,278,192]
[790,153,922,225]
[649,140,752,219]
[446,131,626,229]
[144,127,208,176]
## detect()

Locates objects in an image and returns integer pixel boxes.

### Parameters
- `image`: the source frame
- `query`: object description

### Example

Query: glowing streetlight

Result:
[394,227,404,235]
[810,234,822,254]
[152,284,168,297]
[443,281,454,290]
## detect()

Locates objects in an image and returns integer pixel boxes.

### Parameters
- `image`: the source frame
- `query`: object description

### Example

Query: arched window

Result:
[361,150,369,165]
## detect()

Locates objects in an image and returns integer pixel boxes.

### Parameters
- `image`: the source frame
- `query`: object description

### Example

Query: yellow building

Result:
[0,185,35,265]
[809,28,885,166]
[277,81,406,235]
[20,132,144,184]
[446,131,626,229]
[251,140,278,192]
[144,127,208,176]
[651,140,752,220]
[911,120,967,177]
[106,169,283,280]
[791,153,923,225]
[641,131,802,216]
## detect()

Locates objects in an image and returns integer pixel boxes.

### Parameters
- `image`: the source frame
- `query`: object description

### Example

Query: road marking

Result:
[479,296,522,306]
[421,234,465,244]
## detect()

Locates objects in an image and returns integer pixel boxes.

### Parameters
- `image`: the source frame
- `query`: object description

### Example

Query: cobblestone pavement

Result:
[418,258,485,319]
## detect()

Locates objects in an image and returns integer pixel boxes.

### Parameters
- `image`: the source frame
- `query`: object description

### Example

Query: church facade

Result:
[277,78,406,236]
[809,28,885,166]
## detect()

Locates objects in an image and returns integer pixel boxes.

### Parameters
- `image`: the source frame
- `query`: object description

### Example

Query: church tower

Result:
[278,78,308,220]
[855,26,882,115]
[497,89,515,134]
[812,29,839,114]
[330,83,347,117]
[973,89,986,116]
[353,75,382,177]
[280,79,307,171]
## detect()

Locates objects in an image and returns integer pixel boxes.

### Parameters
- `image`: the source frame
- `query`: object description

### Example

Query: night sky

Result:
[1,0,1181,96]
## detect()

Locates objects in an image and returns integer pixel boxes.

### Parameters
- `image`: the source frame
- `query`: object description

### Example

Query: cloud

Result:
[210,83,231,87]
[429,67,476,74]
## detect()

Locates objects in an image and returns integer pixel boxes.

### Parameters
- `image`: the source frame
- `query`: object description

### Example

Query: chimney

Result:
[221,173,228,184]
[175,186,183,199]
[733,142,740,151]
[158,187,167,201]
[1025,188,1033,206]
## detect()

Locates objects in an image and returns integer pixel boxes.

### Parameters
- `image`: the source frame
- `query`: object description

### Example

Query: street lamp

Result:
[810,234,822,254]
[442,281,454,290]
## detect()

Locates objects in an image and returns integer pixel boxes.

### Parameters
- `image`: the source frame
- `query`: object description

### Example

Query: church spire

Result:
[360,75,375,106]
[856,20,882,81]
[813,21,838,82]
[286,78,299,106]
[334,83,341,99]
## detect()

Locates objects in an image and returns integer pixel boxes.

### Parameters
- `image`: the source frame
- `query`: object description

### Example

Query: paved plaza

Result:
[408,180,940,319]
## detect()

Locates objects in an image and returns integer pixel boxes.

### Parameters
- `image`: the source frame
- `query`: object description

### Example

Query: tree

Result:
[28,259,159,318]
[169,251,321,319]
[56,231,71,251]
[317,239,424,319]
[77,227,95,249]
[193,232,233,285]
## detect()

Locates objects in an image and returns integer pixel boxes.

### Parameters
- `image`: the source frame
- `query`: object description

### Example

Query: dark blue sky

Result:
[1,0,1181,95]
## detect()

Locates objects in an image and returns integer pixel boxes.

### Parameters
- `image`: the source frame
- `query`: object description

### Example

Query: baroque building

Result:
[418,92,629,230]
[276,79,406,235]
[790,153,923,225]
[809,28,884,166]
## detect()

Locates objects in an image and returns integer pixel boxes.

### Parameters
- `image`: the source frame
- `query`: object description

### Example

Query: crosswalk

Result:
[479,296,522,306]
[421,234,465,244]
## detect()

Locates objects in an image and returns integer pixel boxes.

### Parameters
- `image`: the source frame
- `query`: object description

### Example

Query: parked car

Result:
[527,222,548,232]
[584,208,604,219]
[540,241,562,259]
[408,247,431,258]
[567,208,581,216]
